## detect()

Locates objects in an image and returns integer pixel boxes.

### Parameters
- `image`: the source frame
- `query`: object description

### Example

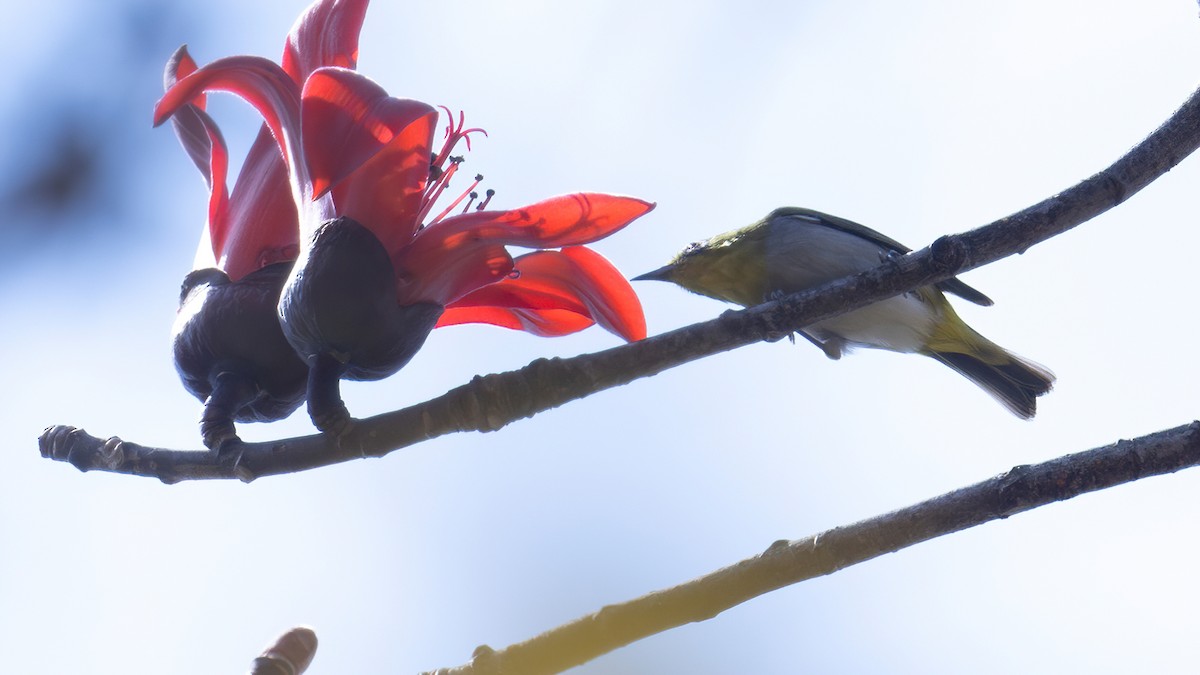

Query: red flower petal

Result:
[188,107,231,267]
[423,193,655,250]
[162,46,221,186]
[162,45,233,273]
[436,306,595,336]
[438,247,647,341]
[281,0,369,84]
[218,126,300,281]
[301,67,437,203]
[163,45,205,107]
[393,242,514,307]
[154,55,305,192]
[395,193,653,304]
[556,246,646,341]
[331,114,436,252]
[329,121,436,254]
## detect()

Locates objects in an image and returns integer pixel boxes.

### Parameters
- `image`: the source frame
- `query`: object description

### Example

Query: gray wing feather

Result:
[768,207,994,307]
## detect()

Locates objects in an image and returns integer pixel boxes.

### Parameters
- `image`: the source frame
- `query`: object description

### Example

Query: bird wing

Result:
[770,207,993,307]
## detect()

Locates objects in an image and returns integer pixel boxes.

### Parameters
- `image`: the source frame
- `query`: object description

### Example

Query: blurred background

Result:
[3,1,1200,672]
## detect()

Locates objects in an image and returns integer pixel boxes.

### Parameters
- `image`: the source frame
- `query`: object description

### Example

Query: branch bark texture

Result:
[424,421,1200,675]
[39,84,1200,482]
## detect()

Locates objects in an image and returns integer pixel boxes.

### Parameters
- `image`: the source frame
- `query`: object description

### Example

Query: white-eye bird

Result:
[633,207,1054,418]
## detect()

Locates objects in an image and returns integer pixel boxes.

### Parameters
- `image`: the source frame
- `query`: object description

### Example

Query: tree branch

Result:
[248,627,318,675]
[39,83,1200,482]
[421,421,1200,675]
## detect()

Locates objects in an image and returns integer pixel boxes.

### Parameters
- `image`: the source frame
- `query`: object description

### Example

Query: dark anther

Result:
[461,191,479,214]
[477,188,496,210]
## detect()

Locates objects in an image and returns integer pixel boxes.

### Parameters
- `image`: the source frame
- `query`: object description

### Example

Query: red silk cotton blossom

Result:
[163,0,371,449]
[156,0,654,436]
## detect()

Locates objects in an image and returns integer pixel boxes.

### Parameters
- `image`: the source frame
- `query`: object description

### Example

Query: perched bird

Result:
[634,207,1054,418]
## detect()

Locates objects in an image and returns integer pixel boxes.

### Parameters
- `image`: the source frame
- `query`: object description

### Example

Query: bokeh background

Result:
[3,1,1200,672]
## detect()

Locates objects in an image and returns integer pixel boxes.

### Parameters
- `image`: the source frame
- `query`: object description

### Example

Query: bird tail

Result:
[923,300,1055,419]
[927,349,1054,419]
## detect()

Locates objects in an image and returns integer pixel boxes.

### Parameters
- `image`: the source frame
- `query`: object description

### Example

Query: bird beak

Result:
[631,264,675,282]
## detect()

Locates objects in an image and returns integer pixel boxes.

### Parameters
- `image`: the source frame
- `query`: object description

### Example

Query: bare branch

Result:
[38,84,1200,482]
[422,421,1200,675]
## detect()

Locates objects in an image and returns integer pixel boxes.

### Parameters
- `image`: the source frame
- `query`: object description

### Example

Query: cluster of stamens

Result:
[415,107,491,227]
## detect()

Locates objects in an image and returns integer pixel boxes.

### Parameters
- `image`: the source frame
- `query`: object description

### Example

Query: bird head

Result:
[633,221,771,307]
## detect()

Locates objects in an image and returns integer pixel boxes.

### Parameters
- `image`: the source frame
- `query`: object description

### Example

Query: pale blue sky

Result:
[3,1,1200,673]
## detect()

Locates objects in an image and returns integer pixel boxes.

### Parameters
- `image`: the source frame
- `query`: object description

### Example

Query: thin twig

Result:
[422,421,1200,675]
[38,83,1200,482]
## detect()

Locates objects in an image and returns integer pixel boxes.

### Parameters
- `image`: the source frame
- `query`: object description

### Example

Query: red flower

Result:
[164,0,370,448]
[167,0,370,282]
[156,0,653,435]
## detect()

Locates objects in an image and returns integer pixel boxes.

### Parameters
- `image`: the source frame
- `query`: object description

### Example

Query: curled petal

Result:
[218,126,301,281]
[163,45,221,186]
[556,246,646,341]
[301,67,437,200]
[173,49,199,80]
[420,193,655,250]
[437,247,647,341]
[163,45,204,106]
[162,45,232,273]
[167,104,224,185]
[154,55,307,200]
[282,0,369,84]
[160,44,230,265]
[186,107,230,267]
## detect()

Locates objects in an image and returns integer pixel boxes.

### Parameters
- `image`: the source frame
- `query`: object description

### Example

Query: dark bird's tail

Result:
[927,349,1055,419]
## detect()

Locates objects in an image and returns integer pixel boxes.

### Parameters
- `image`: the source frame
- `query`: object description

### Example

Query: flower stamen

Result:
[432,106,487,171]
[415,156,462,225]
[416,108,491,227]
[476,188,496,211]
[430,173,484,224]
